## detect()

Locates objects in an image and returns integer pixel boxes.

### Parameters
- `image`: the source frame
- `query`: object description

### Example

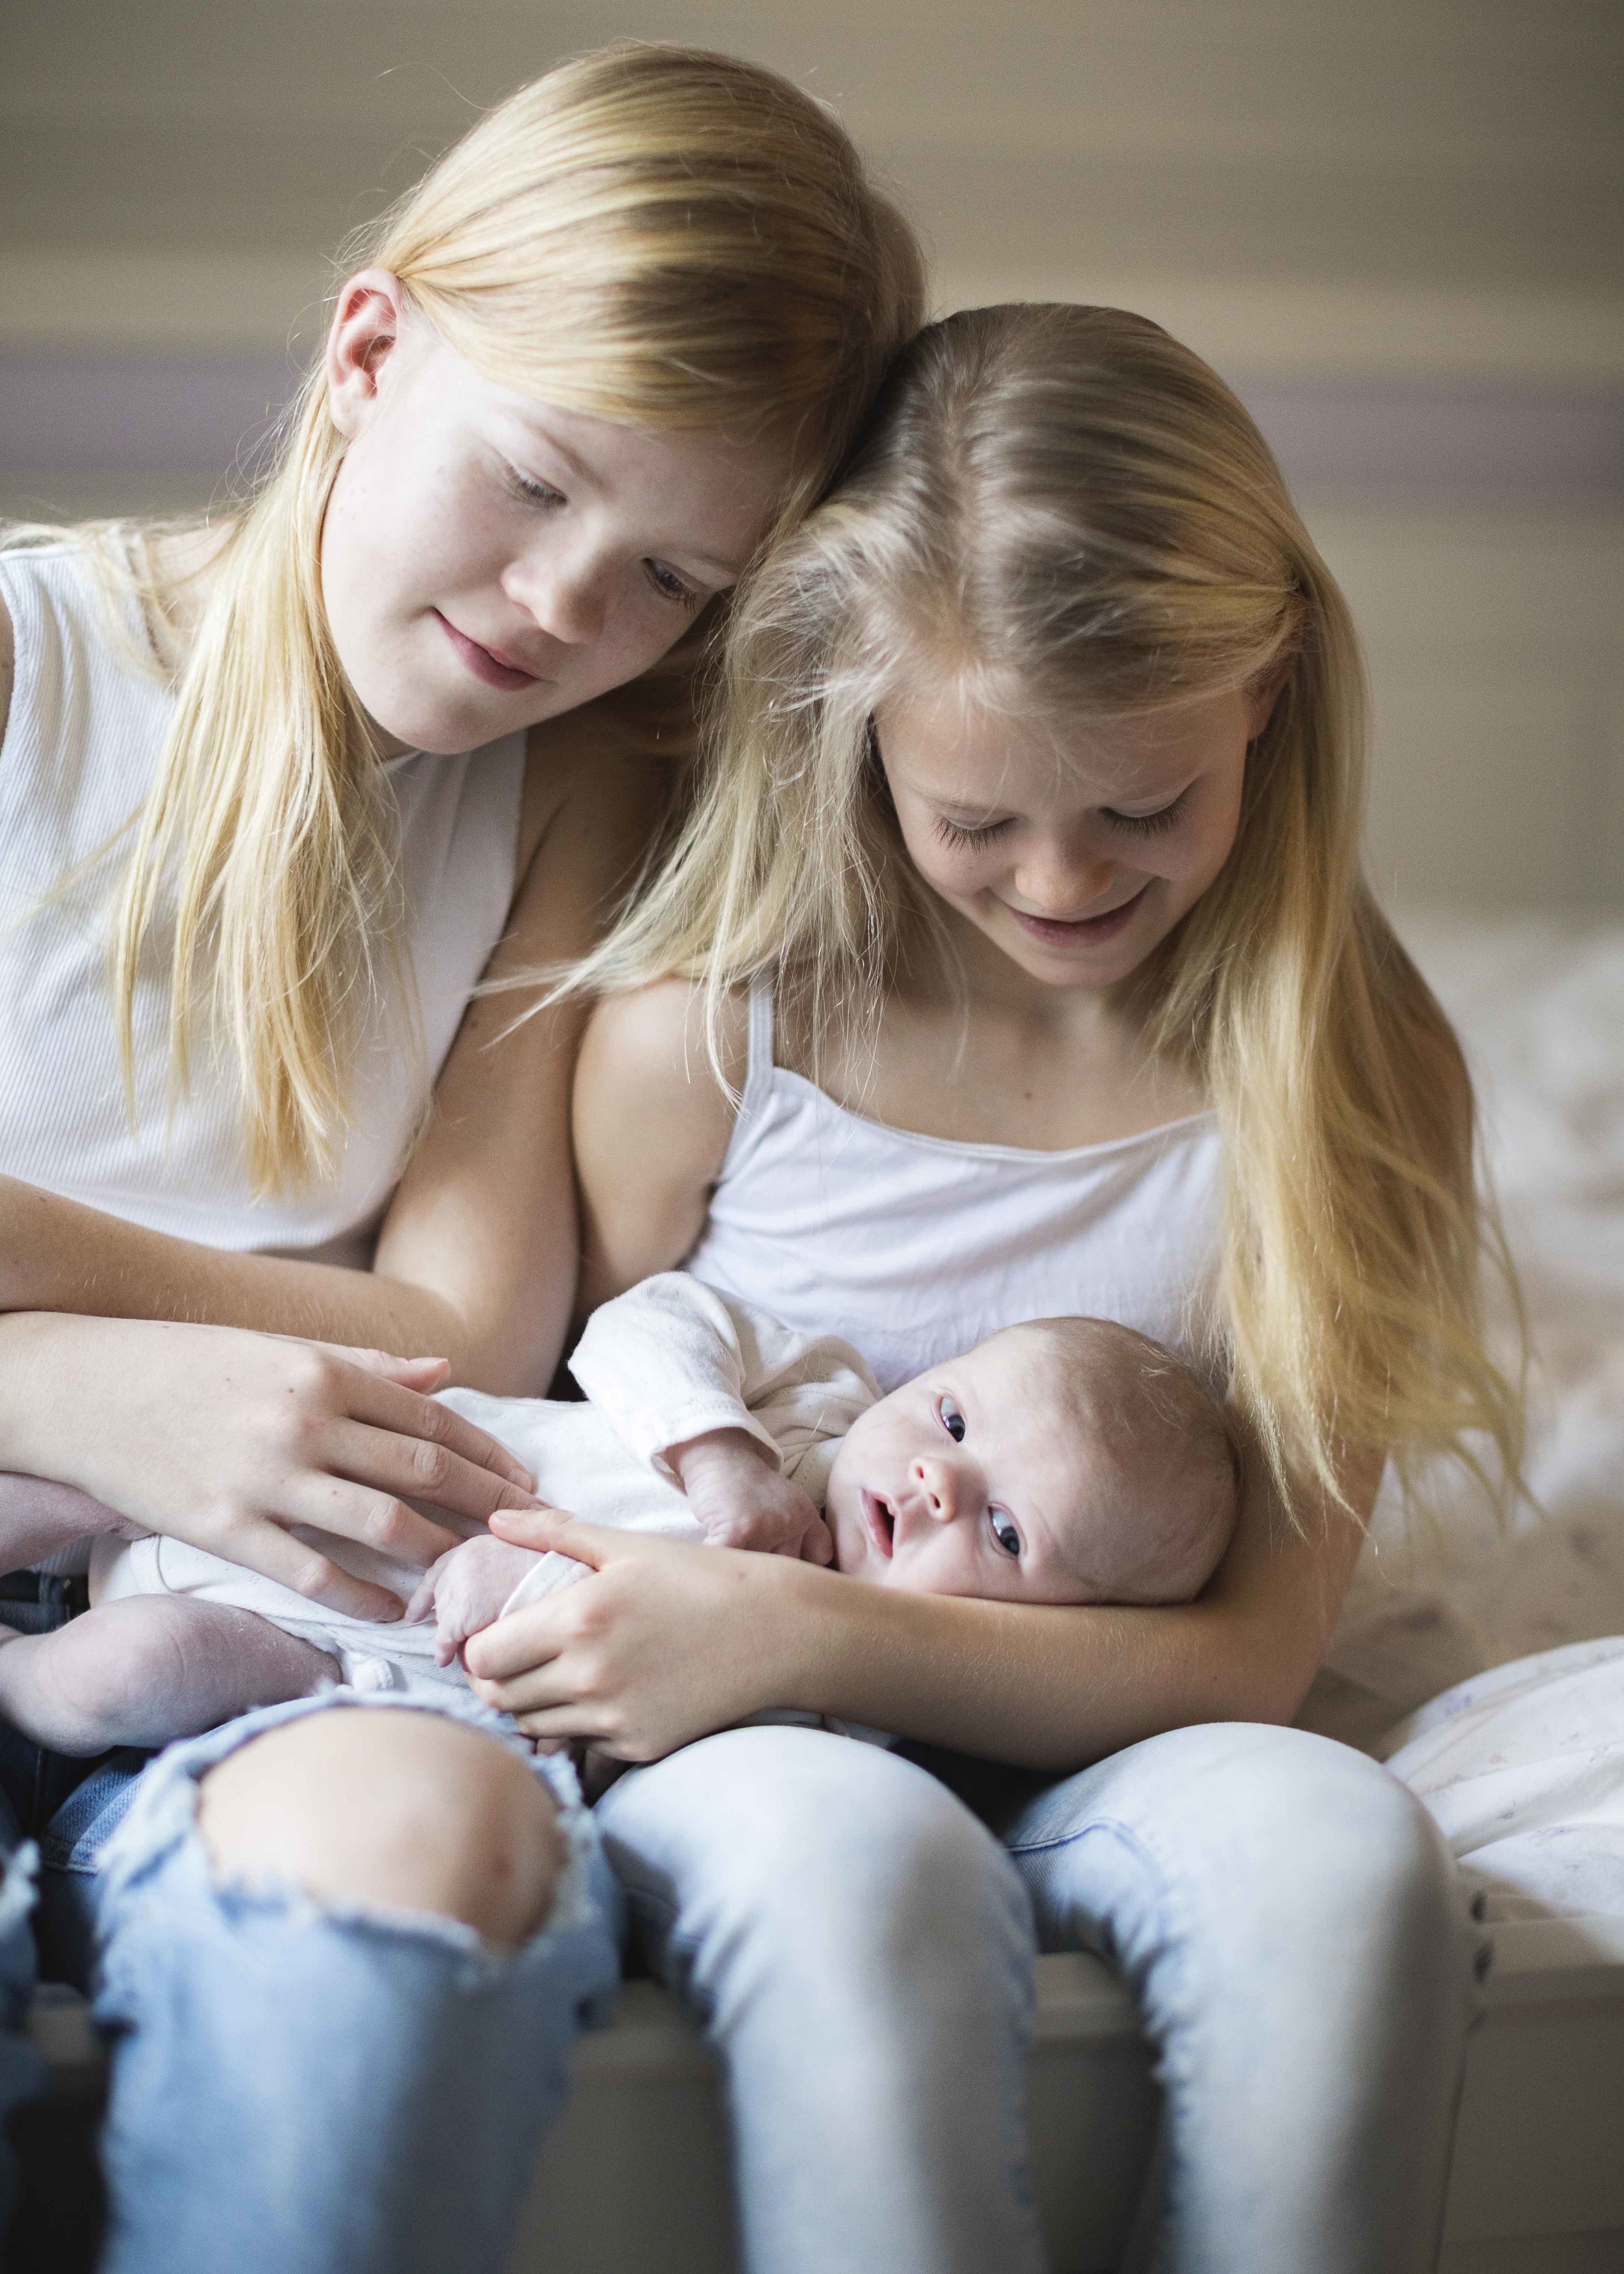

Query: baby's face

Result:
[824,1329,1109,1605]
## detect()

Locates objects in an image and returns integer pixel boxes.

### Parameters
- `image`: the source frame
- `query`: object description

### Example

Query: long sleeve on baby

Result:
[570,1275,879,1490]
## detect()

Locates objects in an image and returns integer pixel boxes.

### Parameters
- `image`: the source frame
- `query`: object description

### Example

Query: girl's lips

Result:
[435,610,541,693]
[1006,882,1150,949]
[859,1488,896,1559]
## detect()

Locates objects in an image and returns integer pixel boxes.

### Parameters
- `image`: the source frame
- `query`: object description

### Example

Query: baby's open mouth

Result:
[860,1488,896,1558]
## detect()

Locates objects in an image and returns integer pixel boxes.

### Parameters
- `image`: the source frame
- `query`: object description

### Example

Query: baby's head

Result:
[824,1319,1238,1607]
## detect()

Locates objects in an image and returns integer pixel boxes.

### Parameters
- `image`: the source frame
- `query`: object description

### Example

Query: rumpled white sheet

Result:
[1296,915,1624,1921]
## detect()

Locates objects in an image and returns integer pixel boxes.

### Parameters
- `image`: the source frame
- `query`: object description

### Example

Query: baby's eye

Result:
[937,1396,967,1444]
[989,1509,1021,1559]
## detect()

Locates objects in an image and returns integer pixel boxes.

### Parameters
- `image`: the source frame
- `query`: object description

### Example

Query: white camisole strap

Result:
[741,978,778,1119]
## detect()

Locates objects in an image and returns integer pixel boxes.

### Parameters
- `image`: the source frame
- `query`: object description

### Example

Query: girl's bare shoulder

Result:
[578,976,749,1130]
[573,978,749,1301]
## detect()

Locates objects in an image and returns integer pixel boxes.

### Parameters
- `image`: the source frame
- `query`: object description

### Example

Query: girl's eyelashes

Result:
[937,1394,967,1443]
[501,462,566,510]
[1104,788,1189,836]
[644,559,702,611]
[932,793,1191,851]
[988,1508,1022,1559]
[933,813,1013,852]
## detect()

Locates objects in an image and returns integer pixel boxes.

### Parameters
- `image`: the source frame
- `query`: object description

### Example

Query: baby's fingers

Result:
[403,1565,442,1626]
[799,1516,835,1566]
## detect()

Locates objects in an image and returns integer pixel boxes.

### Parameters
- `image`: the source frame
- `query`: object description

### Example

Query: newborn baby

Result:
[0,1277,1238,1756]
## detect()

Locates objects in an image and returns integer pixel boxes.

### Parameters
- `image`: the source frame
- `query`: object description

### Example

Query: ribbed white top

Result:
[0,543,526,1259]
[684,984,1225,1392]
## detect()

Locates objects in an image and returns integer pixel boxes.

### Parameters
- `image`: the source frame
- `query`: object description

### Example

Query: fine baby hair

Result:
[581,301,1523,1520]
[10,45,922,1194]
[1006,1317,1239,1603]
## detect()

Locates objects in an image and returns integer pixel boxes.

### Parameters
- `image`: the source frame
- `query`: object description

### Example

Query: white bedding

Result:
[1299,914,1624,1921]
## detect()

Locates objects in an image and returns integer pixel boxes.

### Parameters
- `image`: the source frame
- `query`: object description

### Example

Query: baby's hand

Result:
[666,1429,833,1563]
[406,1535,548,1668]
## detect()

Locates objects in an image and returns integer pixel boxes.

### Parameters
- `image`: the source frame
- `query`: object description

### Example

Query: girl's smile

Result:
[433,609,547,693]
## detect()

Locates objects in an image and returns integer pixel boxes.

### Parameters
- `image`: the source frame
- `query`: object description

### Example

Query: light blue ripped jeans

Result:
[40,1688,621,2274]
[599,1718,1488,2274]
[3,1706,1483,2274]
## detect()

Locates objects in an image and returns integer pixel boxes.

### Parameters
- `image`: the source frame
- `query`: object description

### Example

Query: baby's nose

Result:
[909,1457,959,1522]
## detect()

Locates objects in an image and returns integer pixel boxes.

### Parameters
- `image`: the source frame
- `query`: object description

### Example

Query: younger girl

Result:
[468,304,1522,2271]
[0,44,921,2272]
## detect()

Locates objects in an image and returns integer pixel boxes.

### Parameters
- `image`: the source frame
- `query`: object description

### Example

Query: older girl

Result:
[0,45,921,2274]
[472,305,1521,2272]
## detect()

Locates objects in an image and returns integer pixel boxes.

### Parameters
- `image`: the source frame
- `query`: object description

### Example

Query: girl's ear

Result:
[325,268,411,441]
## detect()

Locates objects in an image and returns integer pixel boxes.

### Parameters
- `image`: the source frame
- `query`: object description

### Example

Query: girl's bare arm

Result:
[572,977,745,1318]
[0,712,666,1392]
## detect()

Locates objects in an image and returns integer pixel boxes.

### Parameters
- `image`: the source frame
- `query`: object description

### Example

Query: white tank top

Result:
[684,984,1226,1392]
[0,543,526,1259]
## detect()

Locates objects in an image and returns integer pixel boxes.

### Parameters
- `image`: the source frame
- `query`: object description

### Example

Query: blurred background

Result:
[4,0,1620,911]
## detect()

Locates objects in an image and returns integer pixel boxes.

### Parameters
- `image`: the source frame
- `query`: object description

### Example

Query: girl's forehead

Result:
[875,680,1245,804]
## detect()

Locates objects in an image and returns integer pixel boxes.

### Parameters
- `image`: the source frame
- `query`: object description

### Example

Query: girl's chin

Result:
[362,691,529,760]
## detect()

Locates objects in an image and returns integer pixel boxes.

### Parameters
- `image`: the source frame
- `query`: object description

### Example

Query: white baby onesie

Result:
[89,1276,880,1698]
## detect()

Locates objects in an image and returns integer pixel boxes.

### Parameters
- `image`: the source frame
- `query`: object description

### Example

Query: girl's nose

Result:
[909,1457,959,1523]
[1014,841,1117,917]
[506,550,610,648]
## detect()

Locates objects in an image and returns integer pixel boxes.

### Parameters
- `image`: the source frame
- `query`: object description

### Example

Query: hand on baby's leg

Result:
[0,1598,341,1756]
[407,1536,548,1668]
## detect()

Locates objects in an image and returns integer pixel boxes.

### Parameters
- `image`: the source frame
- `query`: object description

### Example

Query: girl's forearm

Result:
[769,1436,1377,1770]
[770,1566,1294,1770]
[2,1175,458,1344]
[0,1174,555,1386]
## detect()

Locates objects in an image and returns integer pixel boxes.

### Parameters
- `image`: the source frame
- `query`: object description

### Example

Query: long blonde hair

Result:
[581,303,1523,1513]
[18,45,922,1193]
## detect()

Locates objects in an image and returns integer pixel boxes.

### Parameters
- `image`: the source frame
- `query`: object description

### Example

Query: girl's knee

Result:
[198,1707,565,1950]
[1226,1727,1458,1898]
[1087,1722,1466,1942]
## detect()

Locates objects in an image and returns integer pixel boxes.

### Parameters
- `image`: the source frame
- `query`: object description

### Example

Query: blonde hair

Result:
[12,44,922,1192]
[581,303,1523,1515]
